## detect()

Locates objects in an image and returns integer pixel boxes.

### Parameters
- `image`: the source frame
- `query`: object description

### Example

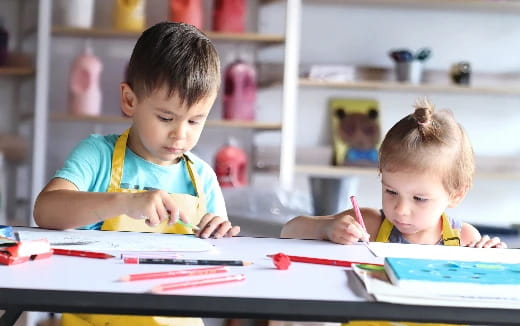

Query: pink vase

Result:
[68,47,103,116]
[223,60,256,121]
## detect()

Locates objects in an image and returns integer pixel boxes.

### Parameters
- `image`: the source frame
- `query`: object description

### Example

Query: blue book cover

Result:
[384,257,520,297]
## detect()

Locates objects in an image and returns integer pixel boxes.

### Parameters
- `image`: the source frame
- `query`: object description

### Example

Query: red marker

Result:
[52,248,114,259]
[151,273,246,293]
[267,253,382,268]
[119,266,228,282]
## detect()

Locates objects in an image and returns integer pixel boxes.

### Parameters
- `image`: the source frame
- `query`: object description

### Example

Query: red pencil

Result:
[52,248,115,259]
[267,253,383,268]
[350,195,367,231]
[151,273,246,293]
[120,266,228,282]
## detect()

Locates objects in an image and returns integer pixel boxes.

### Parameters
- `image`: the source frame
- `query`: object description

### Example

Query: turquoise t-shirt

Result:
[53,134,227,230]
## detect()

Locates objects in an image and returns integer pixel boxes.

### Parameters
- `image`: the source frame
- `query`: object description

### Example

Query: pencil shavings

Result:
[272,252,291,270]
[0,239,53,265]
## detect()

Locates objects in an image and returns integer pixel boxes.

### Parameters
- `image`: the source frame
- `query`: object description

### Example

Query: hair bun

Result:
[413,98,434,126]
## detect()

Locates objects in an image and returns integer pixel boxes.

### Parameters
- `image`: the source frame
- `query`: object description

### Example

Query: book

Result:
[329,98,381,167]
[352,263,520,309]
[384,257,520,298]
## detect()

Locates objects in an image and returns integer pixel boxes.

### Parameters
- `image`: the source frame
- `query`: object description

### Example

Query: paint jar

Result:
[57,0,95,28]
[113,0,146,31]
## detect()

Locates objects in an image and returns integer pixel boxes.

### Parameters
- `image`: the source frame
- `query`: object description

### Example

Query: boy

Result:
[34,22,239,326]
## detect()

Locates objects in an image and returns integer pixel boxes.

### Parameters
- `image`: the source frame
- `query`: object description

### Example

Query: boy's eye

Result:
[413,196,428,202]
[188,119,201,125]
[158,115,172,122]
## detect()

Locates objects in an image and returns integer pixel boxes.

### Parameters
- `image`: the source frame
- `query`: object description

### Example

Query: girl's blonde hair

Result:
[378,98,475,195]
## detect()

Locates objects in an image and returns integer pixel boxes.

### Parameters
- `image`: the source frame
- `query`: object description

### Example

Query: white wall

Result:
[258,2,520,227]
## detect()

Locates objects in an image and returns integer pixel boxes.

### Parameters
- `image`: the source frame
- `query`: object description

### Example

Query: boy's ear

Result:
[120,83,137,117]
[448,185,469,208]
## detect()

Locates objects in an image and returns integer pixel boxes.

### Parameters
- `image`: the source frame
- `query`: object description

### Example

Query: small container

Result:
[212,0,246,33]
[57,0,95,29]
[168,0,203,30]
[214,139,248,188]
[223,60,256,121]
[0,17,8,66]
[68,45,103,116]
[114,0,146,31]
[395,60,423,84]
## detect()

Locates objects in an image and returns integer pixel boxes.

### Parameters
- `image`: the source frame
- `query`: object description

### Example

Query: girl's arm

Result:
[281,208,382,244]
[460,223,507,248]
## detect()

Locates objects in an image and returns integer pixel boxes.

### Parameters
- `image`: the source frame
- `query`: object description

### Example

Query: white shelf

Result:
[299,78,520,96]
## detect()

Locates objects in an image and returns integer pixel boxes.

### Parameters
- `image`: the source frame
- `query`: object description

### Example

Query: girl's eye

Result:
[385,189,397,196]
[413,196,428,202]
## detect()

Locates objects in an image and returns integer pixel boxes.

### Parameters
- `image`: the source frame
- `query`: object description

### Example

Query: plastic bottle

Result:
[0,17,8,66]
[212,0,246,33]
[214,138,248,188]
[114,0,146,31]
[68,45,103,116]
[222,60,256,121]
[168,0,203,30]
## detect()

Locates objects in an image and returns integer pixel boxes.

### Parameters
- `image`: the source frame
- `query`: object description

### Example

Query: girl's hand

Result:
[125,190,187,227]
[195,213,240,239]
[466,234,508,248]
[324,212,369,245]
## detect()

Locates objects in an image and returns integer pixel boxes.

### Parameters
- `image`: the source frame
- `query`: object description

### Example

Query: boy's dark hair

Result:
[125,22,221,107]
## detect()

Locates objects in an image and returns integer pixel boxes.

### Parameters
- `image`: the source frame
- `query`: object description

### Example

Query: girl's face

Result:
[121,84,217,166]
[381,169,460,244]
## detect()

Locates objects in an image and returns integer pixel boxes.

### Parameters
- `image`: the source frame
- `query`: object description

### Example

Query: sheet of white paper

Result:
[16,229,214,252]
[367,242,520,264]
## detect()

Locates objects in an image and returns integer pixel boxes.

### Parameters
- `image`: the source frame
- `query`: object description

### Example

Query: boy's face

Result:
[121,84,217,165]
[380,169,462,243]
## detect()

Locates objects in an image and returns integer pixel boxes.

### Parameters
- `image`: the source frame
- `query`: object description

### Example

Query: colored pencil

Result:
[267,253,383,268]
[123,257,252,266]
[52,248,115,259]
[350,195,367,231]
[120,266,228,282]
[175,219,201,231]
[151,273,246,293]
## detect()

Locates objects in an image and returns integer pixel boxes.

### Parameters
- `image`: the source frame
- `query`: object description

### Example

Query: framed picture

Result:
[330,98,381,167]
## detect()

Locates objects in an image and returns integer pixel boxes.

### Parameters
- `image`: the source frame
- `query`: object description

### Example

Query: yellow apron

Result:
[62,129,206,326]
[344,213,462,326]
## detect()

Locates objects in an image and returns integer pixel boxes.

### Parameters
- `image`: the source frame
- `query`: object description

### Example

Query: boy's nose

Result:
[169,123,187,139]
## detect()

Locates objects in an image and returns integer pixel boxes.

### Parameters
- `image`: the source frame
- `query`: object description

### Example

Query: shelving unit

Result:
[278,0,520,190]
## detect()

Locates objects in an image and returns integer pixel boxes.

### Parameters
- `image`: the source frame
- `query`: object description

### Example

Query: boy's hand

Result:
[126,190,188,227]
[195,213,240,239]
[325,212,369,245]
[466,235,508,248]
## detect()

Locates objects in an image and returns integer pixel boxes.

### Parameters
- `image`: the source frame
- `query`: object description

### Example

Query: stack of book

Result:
[352,257,520,309]
[0,237,52,265]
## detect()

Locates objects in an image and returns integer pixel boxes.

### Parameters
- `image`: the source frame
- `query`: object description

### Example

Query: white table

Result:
[1,229,520,326]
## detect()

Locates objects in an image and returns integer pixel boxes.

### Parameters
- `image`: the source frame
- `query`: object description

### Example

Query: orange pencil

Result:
[120,266,228,282]
[151,273,246,293]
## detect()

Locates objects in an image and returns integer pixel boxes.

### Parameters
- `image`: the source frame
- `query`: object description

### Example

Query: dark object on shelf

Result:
[473,224,519,237]
[450,61,471,85]
[0,17,8,66]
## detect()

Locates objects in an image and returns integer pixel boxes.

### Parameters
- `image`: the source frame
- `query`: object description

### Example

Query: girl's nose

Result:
[394,197,409,216]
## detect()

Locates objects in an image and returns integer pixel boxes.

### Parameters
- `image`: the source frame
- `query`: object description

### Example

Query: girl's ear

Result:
[448,185,469,208]
[120,83,137,117]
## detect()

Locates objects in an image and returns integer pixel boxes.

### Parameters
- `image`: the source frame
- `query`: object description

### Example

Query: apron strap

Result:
[182,154,206,208]
[108,129,130,191]
[441,213,461,246]
[375,217,393,243]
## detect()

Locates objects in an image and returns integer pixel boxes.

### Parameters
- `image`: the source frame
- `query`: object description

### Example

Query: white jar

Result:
[57,0,95,29]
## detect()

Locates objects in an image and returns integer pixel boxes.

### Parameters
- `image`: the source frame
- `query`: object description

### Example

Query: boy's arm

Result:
[33,178,127,229]
[460,223,507,248]
[34,178,182,230]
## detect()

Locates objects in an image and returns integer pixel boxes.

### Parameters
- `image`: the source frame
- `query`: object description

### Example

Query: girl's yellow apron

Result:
[62,129,206,326]
[344,213,462,326]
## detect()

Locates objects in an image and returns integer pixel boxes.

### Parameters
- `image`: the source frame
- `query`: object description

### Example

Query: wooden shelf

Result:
[299,78,520,96]
[295,160,520,180]
[49,113,282,131]
[303,0,520,13]
[52,26,285,45]
[0,66,34,76]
